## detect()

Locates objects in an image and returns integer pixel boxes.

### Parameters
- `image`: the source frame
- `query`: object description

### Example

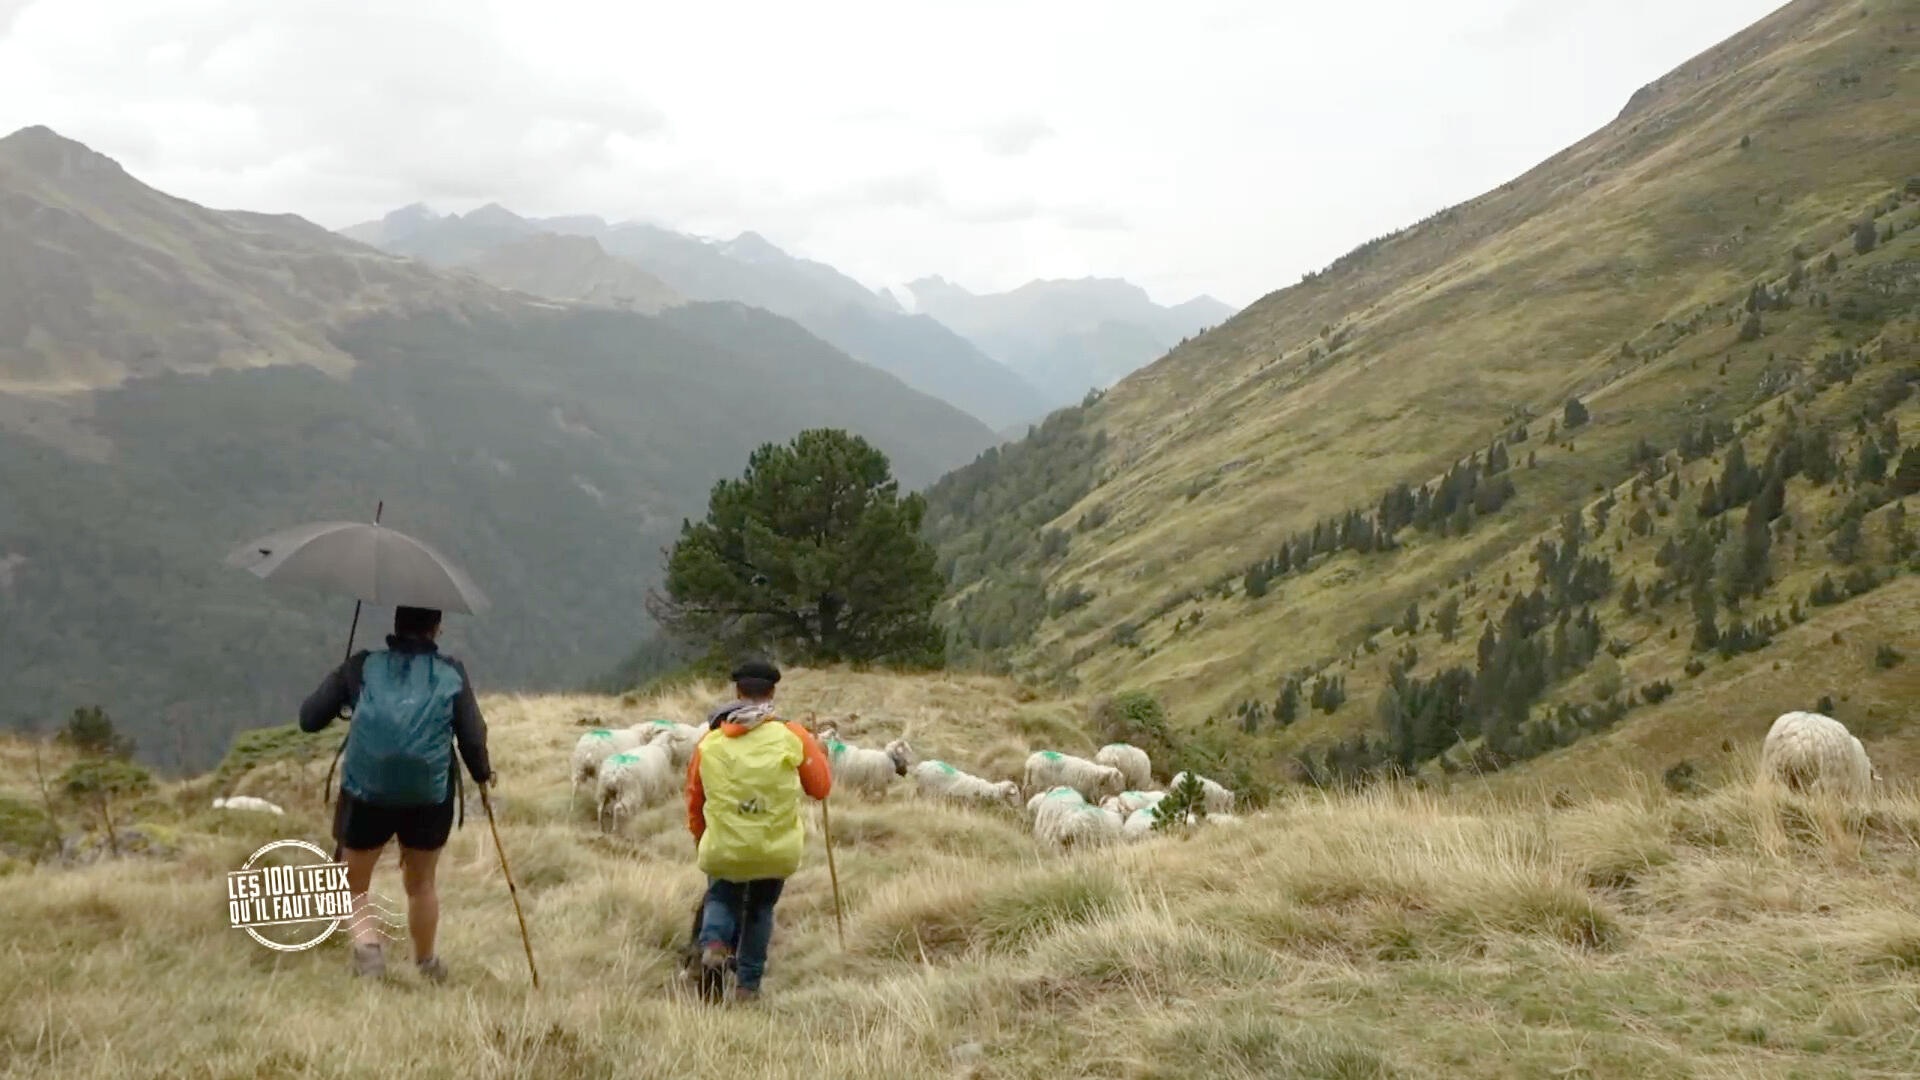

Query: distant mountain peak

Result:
[1,124,61,145]
[723,230,784,261]
[462,203,527,227]
[381,202,441,231]
[0,125,128,181]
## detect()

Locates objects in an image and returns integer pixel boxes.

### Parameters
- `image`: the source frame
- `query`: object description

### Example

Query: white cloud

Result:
[0,0,1787,307]
[980,117,1056,157]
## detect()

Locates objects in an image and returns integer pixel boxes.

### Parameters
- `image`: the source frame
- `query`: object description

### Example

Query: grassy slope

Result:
[5,671,1920,1078]
[930,0,1918,757]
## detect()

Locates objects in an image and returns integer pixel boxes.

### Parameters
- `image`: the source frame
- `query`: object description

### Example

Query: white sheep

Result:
[596,743,676,830]
[1095,743,1154,791]
[1024,751,1126,802]
[640,719,706,769]
[1100,790,1167,815]
[1760,711,1877,800]
[825,737,914,798]
[1122,805,1161,840]
[1168,771,1236,814]
[911,760,1020,807]
[1028,785,1086,819]
[212,795,284,815]
[1034,798,1124,852]
[1122,804,1237,841]
[571,727,646,801]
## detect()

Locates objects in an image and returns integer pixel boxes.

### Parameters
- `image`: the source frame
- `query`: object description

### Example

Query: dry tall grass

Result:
[3,672,1918,1078]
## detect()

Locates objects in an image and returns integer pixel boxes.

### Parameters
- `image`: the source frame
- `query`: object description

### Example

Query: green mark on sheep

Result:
[1041,751,1064,761]
[607,753,640,766]
[588,730,613,739]
[936,762,957,775]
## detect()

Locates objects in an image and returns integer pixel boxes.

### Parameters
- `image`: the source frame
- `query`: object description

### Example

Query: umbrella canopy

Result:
[225,521,490,615]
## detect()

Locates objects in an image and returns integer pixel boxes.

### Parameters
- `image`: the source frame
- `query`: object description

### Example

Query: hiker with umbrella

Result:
[297,604,490,982]
[684,659,832,1003]
[228,515,533,987]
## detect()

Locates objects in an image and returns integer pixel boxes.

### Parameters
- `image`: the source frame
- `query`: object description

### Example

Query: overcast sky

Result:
[0,0,1785,308]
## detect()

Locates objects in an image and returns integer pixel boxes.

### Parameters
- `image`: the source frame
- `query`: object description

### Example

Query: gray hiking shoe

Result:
[417,956,448,985]
[351,942,385,979]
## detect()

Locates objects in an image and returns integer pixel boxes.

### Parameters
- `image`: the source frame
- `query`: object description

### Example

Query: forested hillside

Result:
[926,0,1920,787]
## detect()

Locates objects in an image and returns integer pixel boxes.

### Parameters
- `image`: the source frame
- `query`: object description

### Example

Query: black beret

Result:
[730,659,781,685]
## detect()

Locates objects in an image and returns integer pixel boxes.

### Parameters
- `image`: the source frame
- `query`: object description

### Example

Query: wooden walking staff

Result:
[808,711,847,949]
[821,796,846,950]
[480,785,540,988]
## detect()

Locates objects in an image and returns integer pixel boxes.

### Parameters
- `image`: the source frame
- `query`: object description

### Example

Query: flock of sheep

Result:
[200,710,1878,835]
[565,715,1244,850]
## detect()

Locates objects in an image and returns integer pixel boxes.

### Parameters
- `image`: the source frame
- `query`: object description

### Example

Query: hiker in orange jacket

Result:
[685,659,831,1003]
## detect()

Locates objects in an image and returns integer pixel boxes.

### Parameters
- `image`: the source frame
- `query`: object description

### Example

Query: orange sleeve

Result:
[790,722,833,800]
[686,741,707,841]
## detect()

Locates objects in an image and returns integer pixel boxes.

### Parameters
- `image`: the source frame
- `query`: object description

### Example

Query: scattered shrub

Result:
[1663,760,1705,797]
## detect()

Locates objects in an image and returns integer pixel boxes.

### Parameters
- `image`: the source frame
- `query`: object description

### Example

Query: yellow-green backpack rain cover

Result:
[697,721,806,881]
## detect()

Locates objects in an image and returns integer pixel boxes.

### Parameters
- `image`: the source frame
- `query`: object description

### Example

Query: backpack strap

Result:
[323,650,377,808]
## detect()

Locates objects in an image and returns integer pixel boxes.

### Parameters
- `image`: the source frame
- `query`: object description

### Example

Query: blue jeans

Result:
[699,877,786,990]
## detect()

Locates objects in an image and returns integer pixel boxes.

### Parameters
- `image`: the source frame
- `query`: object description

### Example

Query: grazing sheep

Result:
[1168,771,1236,814]
[1100,790,1167,815]
[1122,805,1161,840]
[825,737,915,798]
[1122,805,1237,840]
[1024,751,1126,803]
[571,727,646,801]
[1095,743,1154,790]
[1028,785,1087,820]
[640,719,706,768]
[212,795,284,815]
[596,743,676,830]
[1761,711,1876,800]
[911,760,1020,807]
[1034,798,1124,852]
[1027,785,1083,820]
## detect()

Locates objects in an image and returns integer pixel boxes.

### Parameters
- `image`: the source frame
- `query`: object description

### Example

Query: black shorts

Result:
[333,793,455,852]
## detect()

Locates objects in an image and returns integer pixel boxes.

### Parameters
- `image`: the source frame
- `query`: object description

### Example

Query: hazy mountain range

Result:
[342,203,1235,428]
[0,125,996,768]
[906,275,1236,406]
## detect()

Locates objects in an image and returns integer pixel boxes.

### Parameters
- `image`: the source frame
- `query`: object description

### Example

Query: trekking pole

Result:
[819,795,846,950]
[479,785,540,988]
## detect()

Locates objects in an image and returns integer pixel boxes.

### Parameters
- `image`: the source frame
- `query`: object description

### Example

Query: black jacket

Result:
[299,635,493,785]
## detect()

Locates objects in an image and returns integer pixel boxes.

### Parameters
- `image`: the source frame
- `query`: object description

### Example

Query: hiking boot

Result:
[698,943,731,1004]
[731,986,761,1005]
[350,942,385,979]
[417,956,448,985]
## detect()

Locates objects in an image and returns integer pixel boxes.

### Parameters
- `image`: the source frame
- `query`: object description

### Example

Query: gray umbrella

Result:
[225,520,490,614]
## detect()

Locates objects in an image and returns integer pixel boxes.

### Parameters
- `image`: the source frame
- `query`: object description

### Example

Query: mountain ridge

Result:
[0,127,997,769]
[926,0,1919,782]
[342,203,1057,429]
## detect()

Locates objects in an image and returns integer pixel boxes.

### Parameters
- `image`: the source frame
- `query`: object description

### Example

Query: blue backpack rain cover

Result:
[341,650,461,806]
